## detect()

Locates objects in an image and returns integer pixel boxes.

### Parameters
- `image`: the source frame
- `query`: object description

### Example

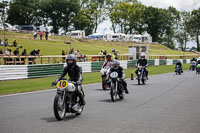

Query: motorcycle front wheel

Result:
[53,93,66,121]
[110,83,117,102]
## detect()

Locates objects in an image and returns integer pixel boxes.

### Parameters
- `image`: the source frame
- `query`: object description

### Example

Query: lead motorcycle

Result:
[109,71,125,102]
[137,66,147,85]
[100,66,110,90]
[52,78,84,121]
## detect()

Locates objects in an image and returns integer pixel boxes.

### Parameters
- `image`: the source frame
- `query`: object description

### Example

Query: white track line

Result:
[0,82,102,98]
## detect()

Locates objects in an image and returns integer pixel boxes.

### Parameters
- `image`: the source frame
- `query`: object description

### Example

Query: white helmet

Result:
[197,57,200,61]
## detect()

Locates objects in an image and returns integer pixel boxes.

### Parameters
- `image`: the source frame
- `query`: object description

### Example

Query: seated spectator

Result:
[21,49,27,65]
[0,39,4,46]
[74,49,79,55]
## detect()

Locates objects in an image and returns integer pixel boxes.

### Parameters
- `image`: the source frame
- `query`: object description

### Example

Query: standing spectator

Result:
[39,31,43,40]
[13,40,18,47]
[74,49,79,55]
[5,48,11,55]
[35,49,40,56]
[33,30,38,40]
[69,48,74,54]
[45,30,49,40]
[29,49,36,64]
[21,49,27,65]
[13,48,20,65]
[62,50,65,63]
[0,48,3,55]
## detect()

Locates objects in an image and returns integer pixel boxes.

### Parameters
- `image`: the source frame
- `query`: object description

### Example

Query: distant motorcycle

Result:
[190,61,196,71]
[196,64,200,74]
[52,78,84,121]
[109,71,125,102]
[137,66,147,85]
[100,66,110,90]
[175,66,181,75]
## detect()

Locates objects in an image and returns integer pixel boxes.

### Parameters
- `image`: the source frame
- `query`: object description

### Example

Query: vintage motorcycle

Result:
[175,66,182,75]
[52,79,84,121]
[100,66,110,90]
[137,66,147,85]
[109,71,125,102]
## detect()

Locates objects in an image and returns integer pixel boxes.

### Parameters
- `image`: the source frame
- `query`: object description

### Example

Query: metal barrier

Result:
[149,54,200,60]
[0,54,132,65]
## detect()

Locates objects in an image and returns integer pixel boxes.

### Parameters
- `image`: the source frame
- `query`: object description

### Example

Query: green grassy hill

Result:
[0,31,193,56]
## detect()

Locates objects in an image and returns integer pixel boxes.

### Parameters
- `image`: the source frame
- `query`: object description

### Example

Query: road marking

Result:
[0,82,102,98]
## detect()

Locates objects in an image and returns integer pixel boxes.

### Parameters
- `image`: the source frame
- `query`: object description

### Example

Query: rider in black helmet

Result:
[108,60,129,94]
[54,54,85,105]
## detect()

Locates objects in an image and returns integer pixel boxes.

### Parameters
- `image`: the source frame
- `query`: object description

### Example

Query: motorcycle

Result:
[196,64,200,74]
[109,71,125,102]
[190,61,196,71]
[100,66,110,90]
[175,66,182,75]
[52,78,84,121]
[137,66,147,85]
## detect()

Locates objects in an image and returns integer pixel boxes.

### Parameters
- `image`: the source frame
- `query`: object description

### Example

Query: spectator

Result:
[5,48,11,56]
[69,48,74,54]
[13,40,18,47]
[33,30,38,40]
[45,30,49,40]
[74,49,79,55]
[39,31,43,40]
[4,39,8,46]
[0,39,4,46]
[35,49,40,56]
[103,50,107,56]
[98,50,104,55]
[29,49,36,64]
[0,48,3,55]
[62,50,65,63]
[21,49,27,65]
[114,51,119,60]
[13,48,20,65]
[111,48,115,52]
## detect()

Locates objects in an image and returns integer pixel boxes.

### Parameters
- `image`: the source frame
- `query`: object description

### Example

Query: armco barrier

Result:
[28,64,64,78]
[0,59,191,81]
[0,65,28,80]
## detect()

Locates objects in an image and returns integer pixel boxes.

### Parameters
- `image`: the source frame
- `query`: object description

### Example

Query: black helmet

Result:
[66,54,77,67]
[112,60,120,69]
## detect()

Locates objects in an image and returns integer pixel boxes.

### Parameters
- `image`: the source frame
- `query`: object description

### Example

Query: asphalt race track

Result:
[1,71,200,133]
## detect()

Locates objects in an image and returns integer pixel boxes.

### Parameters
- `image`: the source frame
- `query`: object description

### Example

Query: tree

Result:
[189,8,200,51]
[40,0,80,34]
[0,1,8,24]
[7,0,40,25]
[175,11,191,51]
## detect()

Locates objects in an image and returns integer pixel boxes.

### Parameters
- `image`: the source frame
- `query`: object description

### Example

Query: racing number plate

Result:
[110,72,118,78]
[57,80,68,89]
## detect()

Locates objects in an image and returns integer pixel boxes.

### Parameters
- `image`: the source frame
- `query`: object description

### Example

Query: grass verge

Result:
[0,64,190,95]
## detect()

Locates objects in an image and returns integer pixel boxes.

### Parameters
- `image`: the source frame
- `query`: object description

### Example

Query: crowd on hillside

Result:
[98,48,119,60]
[0,39,41,65]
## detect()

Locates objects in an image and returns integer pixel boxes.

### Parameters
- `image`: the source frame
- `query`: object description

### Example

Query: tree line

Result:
[0,0,200,51]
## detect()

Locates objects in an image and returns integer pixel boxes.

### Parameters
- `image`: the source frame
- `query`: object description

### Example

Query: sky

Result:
[96,0,200,48]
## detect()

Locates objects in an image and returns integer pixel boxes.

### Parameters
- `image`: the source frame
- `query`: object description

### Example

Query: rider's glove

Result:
[52,81,57,86]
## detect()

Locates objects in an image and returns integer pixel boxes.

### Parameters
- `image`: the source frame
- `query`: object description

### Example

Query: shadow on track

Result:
[41,115,78,122]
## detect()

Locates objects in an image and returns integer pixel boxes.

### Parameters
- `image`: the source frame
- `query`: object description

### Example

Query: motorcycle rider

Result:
[175,60,183,73]
[107,60,129,94]
[135,53,149,79]
[102,54,113,68]
[53,54,85,105]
